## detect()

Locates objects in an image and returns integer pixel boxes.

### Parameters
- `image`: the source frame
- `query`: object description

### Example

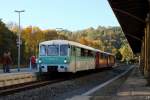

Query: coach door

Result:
[95,52,99,68]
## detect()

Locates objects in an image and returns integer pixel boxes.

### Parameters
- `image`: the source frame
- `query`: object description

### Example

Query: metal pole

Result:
[15,10,25,72]
[56,28,63,39]
[18,12,21,72]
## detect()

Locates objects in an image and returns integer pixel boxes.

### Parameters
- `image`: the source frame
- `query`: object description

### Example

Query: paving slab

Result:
[68,65,150,100]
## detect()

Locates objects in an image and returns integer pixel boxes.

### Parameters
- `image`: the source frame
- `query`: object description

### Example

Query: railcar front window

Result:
[60,45,68,56]
[47,45,59,56]
[40,45,47,56]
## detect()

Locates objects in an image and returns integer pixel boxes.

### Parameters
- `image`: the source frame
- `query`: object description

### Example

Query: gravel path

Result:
[0,64,131,100]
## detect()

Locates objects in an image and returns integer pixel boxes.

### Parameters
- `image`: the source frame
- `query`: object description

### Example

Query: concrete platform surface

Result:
[0,68,38,87]
[0,68,37,74]
[68,65,150,100]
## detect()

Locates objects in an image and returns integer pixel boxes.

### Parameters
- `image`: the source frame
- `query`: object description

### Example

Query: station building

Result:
[108,0,150,83]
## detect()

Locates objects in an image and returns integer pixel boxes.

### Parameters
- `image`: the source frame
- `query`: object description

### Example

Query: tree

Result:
[115,50,122,61]
[119,44,133,61]
[0,20,18,64]
[44,29,58,40]
[22,26,44,57]
[2,23,132,66]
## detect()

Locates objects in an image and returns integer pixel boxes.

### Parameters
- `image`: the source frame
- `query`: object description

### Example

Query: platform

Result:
[68,65,150,100]
[0,68,38,87]
[0,67,37,74]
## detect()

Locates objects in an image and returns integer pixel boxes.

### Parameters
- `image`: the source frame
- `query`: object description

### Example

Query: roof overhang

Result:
[108,0,149,53]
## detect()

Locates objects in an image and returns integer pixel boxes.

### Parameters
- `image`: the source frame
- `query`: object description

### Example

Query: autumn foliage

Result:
[0,20,134,66]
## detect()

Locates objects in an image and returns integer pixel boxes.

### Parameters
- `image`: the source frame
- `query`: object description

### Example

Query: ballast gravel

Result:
[0,64,131,100]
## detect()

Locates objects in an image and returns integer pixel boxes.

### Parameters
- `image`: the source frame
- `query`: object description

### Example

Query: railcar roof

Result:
[40,40,114,56]
[39,40,95,51]
[95,49,114,56]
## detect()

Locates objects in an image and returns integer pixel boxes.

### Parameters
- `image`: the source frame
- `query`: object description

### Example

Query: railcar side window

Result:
[102,53,105,59]
[47,45,59,56]
[81,48,89,57]
[76,47,81,57]
[81,48,85,56]
[60,45,68,56]
[88,50,93,57]
[40,45,47,56]
[71,46,76,56]
[101,53,103,59]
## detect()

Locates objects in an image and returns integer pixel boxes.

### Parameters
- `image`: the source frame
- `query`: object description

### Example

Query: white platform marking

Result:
[82,65,135,96]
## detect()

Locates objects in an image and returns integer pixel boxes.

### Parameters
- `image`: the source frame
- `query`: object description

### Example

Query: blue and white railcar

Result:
[37,40,96,73]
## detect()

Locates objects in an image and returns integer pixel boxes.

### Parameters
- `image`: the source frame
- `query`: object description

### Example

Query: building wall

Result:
[140,37,145,74]
[143,13,150,83]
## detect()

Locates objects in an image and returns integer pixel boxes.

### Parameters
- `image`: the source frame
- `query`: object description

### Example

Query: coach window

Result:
[104,54,106,59]
[81,48,85,56]
[88,50,93,57]
[40,45,47,56]
[60,45,68,56]
[71,46,75,56]
[76,47,81,57]
[85,50,88,56]
[101,53,104,59]
[47,45,59,56]
[100,53,102,59]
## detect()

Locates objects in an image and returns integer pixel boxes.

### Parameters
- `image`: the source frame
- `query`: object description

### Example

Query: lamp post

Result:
[56,28,64,39]
[0,18,2,23]
[14,10,25,72]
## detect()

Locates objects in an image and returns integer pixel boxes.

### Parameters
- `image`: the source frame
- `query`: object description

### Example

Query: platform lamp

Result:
[14,10,25,72]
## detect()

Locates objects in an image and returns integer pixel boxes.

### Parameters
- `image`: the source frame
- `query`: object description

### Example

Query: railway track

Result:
[0,70,104,96]
[0,71,93,96]
[0,78,65,96]
[0,63,126,97]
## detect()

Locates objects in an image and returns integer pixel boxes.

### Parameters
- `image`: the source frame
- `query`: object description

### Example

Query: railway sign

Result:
[16,39,22,45]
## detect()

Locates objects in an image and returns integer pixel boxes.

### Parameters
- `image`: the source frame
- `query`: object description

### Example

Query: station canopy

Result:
[108,0,149,53]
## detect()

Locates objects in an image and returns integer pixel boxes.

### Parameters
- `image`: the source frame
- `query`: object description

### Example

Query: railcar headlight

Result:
[64,60,67,63]
[38,60,42,64]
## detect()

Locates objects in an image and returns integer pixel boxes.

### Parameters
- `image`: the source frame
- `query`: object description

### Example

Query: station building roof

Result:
[108,0,149,53]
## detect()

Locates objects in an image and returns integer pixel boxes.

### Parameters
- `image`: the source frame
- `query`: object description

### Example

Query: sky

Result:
[0,0,119,31]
